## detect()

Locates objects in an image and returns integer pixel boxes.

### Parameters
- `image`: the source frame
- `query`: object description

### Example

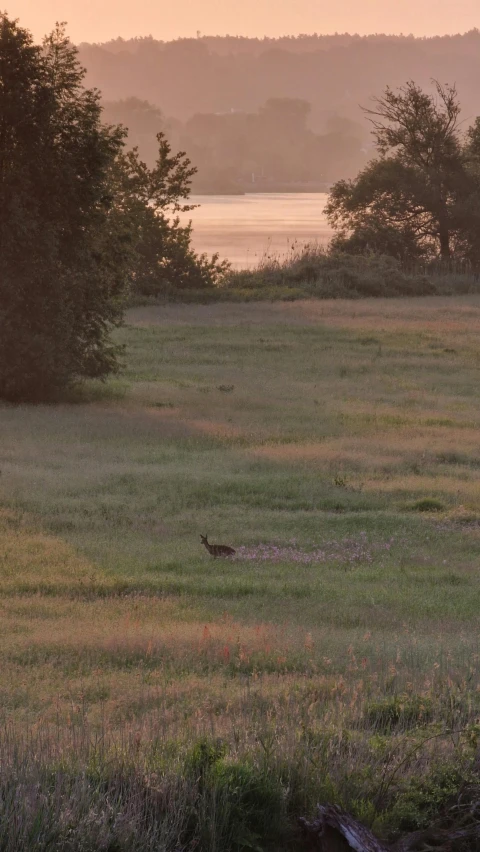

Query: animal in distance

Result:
[200,534,235,558]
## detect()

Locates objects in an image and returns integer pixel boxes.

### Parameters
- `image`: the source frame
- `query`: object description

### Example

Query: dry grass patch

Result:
[0,509,102,592]
[360,473,480,502]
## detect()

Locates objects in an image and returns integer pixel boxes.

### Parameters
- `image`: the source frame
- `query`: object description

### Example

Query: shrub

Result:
[386,764,467,835]
[184,738,287,851]
[223,245,472,300]
[405,498,445,512]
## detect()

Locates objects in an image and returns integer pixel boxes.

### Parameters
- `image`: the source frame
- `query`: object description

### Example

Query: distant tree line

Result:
[102,96,368,191]
[82,30,480,193]
[92,31,480,57]
[79,31,480,130]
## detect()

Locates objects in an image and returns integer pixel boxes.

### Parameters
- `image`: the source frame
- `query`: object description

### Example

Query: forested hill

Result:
[78,30,480,127]
[78,31,480,191]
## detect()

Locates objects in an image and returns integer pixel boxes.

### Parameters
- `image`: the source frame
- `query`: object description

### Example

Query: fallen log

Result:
[298,804,390,852]
[298,802,480,852]
[392,822,480,852]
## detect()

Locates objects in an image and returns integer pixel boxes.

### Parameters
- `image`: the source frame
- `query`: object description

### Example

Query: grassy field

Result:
[2,296,480,849]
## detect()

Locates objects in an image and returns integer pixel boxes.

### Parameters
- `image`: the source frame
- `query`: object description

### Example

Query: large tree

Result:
[0,15,223,402]
[0,15,129,401]
[326,81,480,264]
[111,132,229,295]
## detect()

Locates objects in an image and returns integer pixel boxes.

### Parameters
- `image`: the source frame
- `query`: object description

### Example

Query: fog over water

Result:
[181,193,333,269]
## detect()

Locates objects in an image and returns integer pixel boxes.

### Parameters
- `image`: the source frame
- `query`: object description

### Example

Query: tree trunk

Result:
[298,803,480,851]
[439,225,451,260]
[298,805,390,852]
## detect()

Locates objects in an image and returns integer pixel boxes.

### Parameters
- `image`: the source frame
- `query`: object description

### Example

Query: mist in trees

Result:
[101,95,368,192]
[79,30,480,128]
[77,30,480,193]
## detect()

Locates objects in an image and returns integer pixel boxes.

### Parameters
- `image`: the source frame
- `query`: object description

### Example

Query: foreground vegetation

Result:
[1,298,480,848]
[147,245,480,304]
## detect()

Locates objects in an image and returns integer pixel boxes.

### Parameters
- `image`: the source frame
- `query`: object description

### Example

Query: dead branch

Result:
[298,804,390,852]
[298,802,480,852]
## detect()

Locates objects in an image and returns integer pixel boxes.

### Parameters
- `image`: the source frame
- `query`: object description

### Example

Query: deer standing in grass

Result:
[200,534,235,558]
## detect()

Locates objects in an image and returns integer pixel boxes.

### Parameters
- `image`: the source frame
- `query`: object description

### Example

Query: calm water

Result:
[181,193,333,269]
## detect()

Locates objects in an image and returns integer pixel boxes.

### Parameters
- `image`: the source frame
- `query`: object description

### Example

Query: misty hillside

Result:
[79,31,480,191]
[79,31,480,126]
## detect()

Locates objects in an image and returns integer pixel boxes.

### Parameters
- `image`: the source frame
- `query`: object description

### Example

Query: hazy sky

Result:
[6,0,480,44]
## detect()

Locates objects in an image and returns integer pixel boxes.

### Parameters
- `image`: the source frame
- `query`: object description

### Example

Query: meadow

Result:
[1,297,480,849]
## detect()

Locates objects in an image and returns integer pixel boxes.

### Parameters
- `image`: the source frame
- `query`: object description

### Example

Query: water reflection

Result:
[180,193,333,269]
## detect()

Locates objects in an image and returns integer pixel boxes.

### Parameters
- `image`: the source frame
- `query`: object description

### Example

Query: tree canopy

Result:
[0,15,130,401]
[0,15,223,402]
[111,132,229,295]
[326,81,480,265]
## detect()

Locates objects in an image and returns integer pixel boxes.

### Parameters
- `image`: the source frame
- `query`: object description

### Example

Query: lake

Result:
[181,192,333,269]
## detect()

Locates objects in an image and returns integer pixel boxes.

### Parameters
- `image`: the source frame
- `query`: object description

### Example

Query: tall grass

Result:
[228,245,480,298]
[0,665,477,850]
[131,245,480,303]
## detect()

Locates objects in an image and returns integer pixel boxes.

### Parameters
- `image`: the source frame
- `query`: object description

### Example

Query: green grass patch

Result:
[405,498,446,512]
[2,297,480,847]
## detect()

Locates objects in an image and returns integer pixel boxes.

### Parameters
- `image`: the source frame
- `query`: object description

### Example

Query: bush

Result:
[185,738,287,851]
[386,764,467,835]
[405,498,445,513]
[209,761,286,850]
[222,245,478,300]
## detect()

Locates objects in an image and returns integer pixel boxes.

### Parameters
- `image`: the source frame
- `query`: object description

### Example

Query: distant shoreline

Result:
[193,183,332,196]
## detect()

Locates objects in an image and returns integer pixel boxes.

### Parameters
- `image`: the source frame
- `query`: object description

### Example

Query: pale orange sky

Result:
[5,0,480,44]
